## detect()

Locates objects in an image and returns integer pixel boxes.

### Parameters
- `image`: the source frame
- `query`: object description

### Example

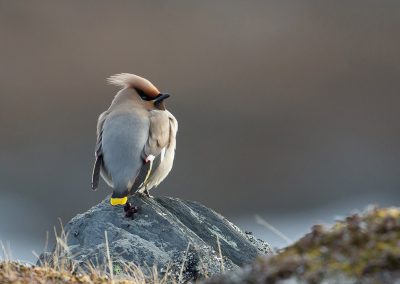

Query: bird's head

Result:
[107,73,171,110]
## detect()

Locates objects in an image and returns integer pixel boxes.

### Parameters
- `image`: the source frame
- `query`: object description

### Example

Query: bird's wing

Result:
[91,111,108,190]
[130,110,171,192]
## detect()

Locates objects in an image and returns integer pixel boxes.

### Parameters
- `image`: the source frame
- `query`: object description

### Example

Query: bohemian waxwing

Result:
[91,73,178,211]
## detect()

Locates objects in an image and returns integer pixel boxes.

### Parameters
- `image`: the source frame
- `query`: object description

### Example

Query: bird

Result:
[91,73,178,216]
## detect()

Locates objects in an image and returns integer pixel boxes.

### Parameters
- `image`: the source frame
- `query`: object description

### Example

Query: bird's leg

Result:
[123,202,131,212]
[143,187,153,198]
[124,202,138,219]
[137,186,153,198]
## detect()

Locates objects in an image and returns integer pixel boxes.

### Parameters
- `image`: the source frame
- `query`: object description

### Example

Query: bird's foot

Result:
[124,202,138,219]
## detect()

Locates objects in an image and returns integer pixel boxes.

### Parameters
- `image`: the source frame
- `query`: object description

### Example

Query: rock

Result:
[40,195,271,282]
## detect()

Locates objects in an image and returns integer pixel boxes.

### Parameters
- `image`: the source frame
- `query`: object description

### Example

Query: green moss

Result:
[113,263,123,275]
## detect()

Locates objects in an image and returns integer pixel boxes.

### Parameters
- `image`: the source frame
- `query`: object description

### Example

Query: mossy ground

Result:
[216,207,400,283]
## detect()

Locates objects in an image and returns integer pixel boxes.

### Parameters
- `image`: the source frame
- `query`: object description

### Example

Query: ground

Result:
[1,207,399,283]
[206,207,400,283]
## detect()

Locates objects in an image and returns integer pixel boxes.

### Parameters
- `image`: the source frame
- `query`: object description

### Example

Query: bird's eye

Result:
[135,88,152,101]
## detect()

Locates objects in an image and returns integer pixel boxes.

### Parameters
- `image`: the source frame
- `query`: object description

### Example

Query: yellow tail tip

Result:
[110,196,128,206]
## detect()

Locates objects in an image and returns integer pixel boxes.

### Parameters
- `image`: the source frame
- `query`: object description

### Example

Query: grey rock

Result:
[40,195,271,281]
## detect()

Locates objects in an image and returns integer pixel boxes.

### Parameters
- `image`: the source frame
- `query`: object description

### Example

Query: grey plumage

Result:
[91,111,107,190]
[91,74,178,202]
[141,110,178,190]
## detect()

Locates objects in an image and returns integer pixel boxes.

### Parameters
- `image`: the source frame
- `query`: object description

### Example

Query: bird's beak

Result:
[154,93,170,104]
[110,196,128,206]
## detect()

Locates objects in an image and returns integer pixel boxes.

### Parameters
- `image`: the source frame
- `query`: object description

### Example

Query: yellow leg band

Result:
[110,196,128,206]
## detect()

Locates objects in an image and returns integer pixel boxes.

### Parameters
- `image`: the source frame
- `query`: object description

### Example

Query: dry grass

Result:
[0,262,108,284]
[0,223,178,284]
[1,255,175,284]
[0,261,180,284]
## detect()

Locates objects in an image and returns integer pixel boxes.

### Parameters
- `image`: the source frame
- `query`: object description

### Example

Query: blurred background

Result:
[1,1,399,262]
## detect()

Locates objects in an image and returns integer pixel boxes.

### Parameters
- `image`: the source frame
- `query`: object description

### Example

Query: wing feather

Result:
[91,111,108,190]
[130,110,171,192]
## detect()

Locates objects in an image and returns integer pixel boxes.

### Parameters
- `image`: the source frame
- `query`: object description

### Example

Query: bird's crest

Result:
[107,73,160,98]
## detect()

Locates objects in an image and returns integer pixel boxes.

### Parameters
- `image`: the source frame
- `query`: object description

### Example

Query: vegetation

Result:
[0,261,175,284]
[207,207,400,283]
[270,207,400,281]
